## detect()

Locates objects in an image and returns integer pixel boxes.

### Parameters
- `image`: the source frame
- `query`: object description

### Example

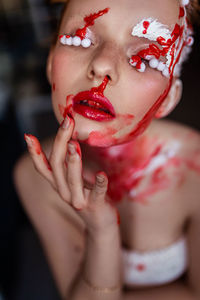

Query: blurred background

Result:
[0,0,199,299]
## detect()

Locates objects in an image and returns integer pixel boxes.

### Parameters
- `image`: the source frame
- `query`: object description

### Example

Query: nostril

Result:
[106,75,111,81]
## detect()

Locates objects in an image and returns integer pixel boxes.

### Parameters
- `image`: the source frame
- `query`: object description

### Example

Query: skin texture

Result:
[14,0,200,299]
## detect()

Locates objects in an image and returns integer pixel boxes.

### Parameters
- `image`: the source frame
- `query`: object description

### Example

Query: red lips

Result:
[72,90,116,122]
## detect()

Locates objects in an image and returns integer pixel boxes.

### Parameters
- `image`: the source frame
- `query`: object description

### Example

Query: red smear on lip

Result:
[75,8,110,40]
[143,21,150,34]
[24,134,52,171]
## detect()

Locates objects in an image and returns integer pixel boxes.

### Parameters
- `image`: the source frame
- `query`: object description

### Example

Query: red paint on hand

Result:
[136,264,146,272]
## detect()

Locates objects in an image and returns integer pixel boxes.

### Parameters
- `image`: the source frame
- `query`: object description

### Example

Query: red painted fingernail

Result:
[62,115,70,129]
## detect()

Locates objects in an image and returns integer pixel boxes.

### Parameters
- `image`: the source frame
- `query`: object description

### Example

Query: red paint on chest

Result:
[75,8,109,40]
[143,21,150,34]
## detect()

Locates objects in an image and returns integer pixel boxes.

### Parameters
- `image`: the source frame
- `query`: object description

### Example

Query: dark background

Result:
[0,0,199,299]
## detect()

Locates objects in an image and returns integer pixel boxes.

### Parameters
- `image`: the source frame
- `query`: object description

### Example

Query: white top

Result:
[122,236,188,287]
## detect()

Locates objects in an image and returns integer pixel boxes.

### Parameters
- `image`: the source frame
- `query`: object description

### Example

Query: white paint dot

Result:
[72,36,81,46]
[162,67,170,78]
[157,61,165,72]
[149,58,159,69]
[60,36,66,45]
[130,59,137,67]
[145,55,155,61]
[81,38,92,48]
[138,62,146,72]
[66,36,72,46]
[181,0,189,6]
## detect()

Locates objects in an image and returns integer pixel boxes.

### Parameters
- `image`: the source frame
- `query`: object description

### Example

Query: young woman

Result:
[14,0,200,299]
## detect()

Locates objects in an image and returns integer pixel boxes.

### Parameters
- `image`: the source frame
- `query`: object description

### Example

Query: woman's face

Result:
[49,0,180,147]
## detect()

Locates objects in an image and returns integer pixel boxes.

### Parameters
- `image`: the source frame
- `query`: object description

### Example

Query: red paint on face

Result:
[59,95,74,119]
[143,21,150,34]
[84,127,118,147]
[75,8,110,40]
[53,83,56,92]
[179,7,185,18]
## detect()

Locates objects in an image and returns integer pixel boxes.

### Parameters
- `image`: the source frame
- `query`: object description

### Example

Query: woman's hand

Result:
[24,115,119,233]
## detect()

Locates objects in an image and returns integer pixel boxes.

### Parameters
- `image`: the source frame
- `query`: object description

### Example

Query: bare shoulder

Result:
[13,137,85,295]
[151,119,200,210]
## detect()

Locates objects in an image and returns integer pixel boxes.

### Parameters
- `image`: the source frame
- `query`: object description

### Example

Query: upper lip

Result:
[72,90,116,117]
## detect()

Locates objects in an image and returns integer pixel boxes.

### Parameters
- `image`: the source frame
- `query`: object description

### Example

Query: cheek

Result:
[51,51,76,121]
[126,71,168,116]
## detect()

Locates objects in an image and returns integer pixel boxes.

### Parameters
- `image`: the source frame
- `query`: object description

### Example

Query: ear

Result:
[155,78,183,119]
[46,47,55,85]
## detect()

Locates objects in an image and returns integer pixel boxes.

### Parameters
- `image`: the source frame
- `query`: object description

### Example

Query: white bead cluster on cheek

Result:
[59,35,92,48]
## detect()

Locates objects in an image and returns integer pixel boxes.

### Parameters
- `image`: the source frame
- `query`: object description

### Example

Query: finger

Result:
[49,115,74,202]
[90,172,108,203]
[67,141,85,210]
[24,134,55,188]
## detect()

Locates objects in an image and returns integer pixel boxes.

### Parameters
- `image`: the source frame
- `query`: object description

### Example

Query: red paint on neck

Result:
[75,8,109,40]
[143,21,150,34]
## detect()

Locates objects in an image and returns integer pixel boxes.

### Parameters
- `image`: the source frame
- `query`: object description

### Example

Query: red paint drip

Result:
[179,7,185,18]
[91,76,109,95]
[59,95,74,119]
[53,83,56,92]
[75,8,110,40]
[143,21,150,34]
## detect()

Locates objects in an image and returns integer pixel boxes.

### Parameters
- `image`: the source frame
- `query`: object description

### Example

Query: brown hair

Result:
[187,0,200,25]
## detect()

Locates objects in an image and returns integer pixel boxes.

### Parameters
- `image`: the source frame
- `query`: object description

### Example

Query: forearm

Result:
[69,226,122,300]
[124,281,198,300]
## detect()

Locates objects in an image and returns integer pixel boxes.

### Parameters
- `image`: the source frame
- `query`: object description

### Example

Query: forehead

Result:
[63,0,180,29]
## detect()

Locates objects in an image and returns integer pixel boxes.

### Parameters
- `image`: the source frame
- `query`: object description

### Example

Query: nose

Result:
[87,43,120,85]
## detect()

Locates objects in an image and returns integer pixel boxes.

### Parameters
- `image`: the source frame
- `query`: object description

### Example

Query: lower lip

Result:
[73,103,115,122]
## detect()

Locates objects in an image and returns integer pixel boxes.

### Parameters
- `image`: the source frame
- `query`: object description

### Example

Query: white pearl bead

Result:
[66,36,72,46]
[181,0,189,6]
[81,38,92,48]
[162,67,170,78]
[145,55,154,61]
[157,61,165,72]
[60,36,66,45]
[72,36,81,46]
[138,62,146,73]
[149,58,159,68]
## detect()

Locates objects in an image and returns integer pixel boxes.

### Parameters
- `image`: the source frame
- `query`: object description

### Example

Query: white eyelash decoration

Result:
[132,18,172,42]
[130,0,193,78]
[59,34,92,48]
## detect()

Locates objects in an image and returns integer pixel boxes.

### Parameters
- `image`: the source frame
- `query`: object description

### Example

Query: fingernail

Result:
[24,134,32,147]
[62,115,70,129]
[96,174,105,183]
[68,143,76,155]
